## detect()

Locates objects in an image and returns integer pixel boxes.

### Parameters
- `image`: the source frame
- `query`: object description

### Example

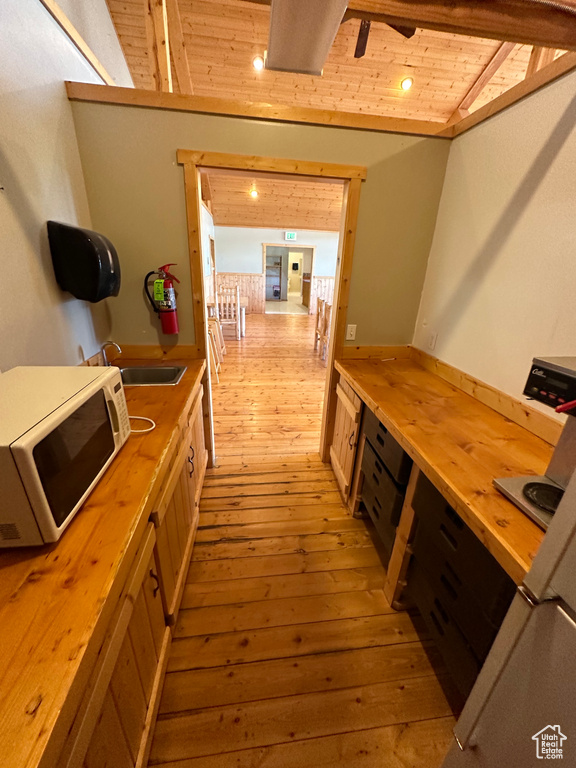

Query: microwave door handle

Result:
[107,399,120,434]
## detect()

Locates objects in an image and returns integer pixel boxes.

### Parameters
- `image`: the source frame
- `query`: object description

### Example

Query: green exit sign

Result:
[285,231,297,241]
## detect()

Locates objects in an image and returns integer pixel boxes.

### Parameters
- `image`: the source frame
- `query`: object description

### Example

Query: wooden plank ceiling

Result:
[107,0,565,124]
[202,170,344,230]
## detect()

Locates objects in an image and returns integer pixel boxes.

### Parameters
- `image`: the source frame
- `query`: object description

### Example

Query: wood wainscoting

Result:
[310,276,335,315]
[217,272,266,314]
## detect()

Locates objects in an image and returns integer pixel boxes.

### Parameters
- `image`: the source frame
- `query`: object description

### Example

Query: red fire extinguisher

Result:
[144,264,180,335]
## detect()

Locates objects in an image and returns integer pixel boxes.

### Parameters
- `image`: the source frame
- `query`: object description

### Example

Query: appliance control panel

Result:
[524,356,576,409]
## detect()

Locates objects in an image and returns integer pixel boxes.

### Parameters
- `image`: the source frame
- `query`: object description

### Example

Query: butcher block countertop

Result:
[0,359,205,768]
[335,358,551,585]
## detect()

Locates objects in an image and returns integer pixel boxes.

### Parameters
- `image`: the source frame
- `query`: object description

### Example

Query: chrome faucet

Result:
[101,341,122,366]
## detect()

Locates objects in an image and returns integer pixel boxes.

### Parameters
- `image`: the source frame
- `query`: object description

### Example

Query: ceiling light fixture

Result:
[401,77,413,91]
[252,55,265,72]
[250,188,259,198]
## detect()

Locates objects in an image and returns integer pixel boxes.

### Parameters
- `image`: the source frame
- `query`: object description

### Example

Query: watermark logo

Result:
[532,725,567,759]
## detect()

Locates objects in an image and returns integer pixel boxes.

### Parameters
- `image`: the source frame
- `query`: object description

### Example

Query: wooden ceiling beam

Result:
[525,46,557,79]
[241,0,576,51]
[144,0,172,92]
[166,0,193,94]
[447,40,515,123]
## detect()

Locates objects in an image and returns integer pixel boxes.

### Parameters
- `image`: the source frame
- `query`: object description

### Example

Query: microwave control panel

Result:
[524,356,576,409]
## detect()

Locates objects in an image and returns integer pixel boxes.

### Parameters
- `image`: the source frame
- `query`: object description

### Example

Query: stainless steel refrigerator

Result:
[442,472,576,766]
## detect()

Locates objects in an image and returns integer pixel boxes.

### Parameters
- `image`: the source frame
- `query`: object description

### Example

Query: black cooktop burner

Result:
[523,481,564,515]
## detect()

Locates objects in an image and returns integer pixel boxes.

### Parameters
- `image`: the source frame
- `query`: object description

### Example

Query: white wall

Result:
[413,68,576,419]
[214,227,339,276]
[0,0,131,370]
[57,0,133,87]
[201,205,215,276]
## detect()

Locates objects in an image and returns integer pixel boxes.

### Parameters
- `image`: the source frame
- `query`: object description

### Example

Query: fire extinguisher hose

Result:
[144,271,160,314]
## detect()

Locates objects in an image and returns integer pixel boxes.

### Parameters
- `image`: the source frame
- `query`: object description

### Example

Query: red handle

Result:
[555,399,576,414]
[158,263,180,283]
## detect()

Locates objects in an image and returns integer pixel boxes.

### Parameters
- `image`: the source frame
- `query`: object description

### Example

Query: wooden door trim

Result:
[181,163,216,467]
[179,151,366,464]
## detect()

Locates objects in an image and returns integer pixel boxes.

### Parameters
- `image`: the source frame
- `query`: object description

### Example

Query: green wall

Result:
[71,102,450,346]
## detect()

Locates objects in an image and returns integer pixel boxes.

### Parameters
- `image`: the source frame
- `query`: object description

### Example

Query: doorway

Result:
[264,245,314,315]
[178,149,366,465]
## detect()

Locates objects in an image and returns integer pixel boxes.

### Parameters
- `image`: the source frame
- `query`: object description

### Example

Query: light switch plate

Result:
[346,324,357,341]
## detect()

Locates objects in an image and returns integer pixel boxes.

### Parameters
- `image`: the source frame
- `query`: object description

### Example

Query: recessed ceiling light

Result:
[253,55,265,72]
[250,189,258,198]
[401,77,413,91]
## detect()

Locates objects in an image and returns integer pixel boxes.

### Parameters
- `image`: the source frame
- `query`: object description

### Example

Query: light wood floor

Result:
[148,314,456,768]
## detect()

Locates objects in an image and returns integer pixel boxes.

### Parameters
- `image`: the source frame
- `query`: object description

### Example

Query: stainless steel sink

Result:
[120,365,187,386]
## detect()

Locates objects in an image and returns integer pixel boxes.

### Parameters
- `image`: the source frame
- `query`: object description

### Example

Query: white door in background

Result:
[288,252,303,293]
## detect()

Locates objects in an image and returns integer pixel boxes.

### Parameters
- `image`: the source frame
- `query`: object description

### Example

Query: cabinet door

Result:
[84,553,166,768]
[329,380,362,500]
[154,464,196,623]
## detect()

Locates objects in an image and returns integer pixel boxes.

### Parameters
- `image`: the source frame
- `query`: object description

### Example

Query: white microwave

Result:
[0,366,130,547]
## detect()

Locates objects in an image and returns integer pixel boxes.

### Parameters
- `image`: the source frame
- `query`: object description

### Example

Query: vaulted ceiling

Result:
[201,170,344,230]
[107,0,566,125]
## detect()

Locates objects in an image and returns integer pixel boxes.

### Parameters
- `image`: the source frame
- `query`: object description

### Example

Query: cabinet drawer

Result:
[362,440,404,529]
[412,528,504,661]
[407,559,480,699]
[412,473,515,625]
[362,409,412,486]
[361,478,396,564]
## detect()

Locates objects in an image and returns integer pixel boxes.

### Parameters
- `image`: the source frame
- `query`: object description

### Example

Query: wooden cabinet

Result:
[152,385,206,624]
[329,379,363,501]
[57,378,208,768]
[62,524,170,768]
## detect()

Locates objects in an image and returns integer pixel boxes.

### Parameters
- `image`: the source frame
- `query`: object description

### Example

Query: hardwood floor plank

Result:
[149,675,453,763]
[147,717,455,768]
[175,590,392,636]
[192,530,373,561]
[159,641,441,713]
[187,547,385,583]
[167,613,423,672]
[200,479,339,499]
[182,567,385,607]
[203,469,335,487]
[198,503,352,527]
[196,516,366,542]
[199,491,343,511]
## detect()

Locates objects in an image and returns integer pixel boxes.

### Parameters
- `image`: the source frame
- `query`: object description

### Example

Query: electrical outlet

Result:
[346,324,357,341]
[428,332,438,351]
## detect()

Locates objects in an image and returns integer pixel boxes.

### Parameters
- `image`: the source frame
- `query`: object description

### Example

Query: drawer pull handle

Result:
[349,431,355,448]
[374,460,383,475]
[434,597,450,625]
[190,446,195,459]
[430,610,445,637]
[445,561,462,586]
[441,574,458,601]
[376,433,385,447]
[189,459,195,477]
[439,524,458,551]
[372,473,380,486]
[149,569,160,598]
[373,496,382,510]
[372,505,380,519]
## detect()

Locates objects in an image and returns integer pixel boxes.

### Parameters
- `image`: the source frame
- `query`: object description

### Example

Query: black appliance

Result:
[47,221,121,303]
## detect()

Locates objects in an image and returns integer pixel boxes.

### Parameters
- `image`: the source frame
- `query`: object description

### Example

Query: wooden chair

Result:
[207,327,221,383]
[216,286,241,341]
[321,302,332,364]
[314,298,325,352]
[208,317,226,358]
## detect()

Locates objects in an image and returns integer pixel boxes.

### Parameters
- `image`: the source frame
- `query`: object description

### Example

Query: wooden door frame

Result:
[178,149,366,464]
